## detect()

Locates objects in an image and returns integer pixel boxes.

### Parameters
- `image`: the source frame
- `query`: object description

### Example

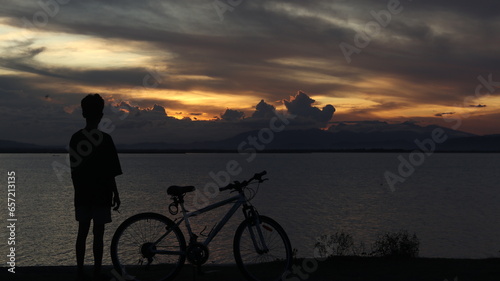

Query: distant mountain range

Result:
[1,122,499,152]
[0,139,46,152]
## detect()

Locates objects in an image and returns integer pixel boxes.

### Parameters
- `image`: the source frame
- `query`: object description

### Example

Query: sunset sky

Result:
[0,0,499,145]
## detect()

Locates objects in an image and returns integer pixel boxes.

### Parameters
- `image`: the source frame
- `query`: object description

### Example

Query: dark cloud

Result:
[220,109,245,122]
[414,0,500,19]
[108,101,170,120]
[434,112,455,117]
[284,91,335,124]
[151,104,167,114]
[469,104,487,108]
[252,100,276,119]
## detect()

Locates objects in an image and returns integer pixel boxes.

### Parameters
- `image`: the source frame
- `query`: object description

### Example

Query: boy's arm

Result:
[111,177,121,211]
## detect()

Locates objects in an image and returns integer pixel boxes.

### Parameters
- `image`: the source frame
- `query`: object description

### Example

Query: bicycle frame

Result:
[180,192,245,246]
[152,189,269,255]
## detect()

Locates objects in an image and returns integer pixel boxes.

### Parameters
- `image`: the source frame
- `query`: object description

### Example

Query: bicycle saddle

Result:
[167,185,195,196]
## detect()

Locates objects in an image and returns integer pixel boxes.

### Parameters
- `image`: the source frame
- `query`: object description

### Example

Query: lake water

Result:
[1,152,500,267]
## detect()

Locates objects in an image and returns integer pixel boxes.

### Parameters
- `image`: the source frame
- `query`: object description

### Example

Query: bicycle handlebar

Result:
[219,170,268,192]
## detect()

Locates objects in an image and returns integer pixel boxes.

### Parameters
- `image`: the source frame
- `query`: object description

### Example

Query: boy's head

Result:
[81,94,104,120]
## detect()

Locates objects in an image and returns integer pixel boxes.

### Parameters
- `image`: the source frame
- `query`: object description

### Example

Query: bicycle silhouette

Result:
[111,171,292,281]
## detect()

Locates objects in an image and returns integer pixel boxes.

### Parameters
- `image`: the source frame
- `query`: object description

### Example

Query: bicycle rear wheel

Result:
[233,215,292,281]
[110,212,186,281]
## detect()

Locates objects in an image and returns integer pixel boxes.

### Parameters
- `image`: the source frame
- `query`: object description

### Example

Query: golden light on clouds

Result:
[1,0,499,139]
[38,38,152,69]
[0,22,173,69]
[311,95,378,109]
[112,87,268,120]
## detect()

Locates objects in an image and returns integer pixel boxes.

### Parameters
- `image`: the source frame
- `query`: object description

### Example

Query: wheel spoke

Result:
[234,216,292,281]
[111,213,186,281]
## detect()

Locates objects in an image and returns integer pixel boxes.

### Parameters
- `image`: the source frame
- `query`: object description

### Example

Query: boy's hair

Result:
[81,94,104,118]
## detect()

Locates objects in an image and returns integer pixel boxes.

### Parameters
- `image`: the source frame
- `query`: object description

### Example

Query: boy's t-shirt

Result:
[70,129,122,207]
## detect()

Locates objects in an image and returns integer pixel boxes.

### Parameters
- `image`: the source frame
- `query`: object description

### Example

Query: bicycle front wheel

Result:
[234,215,292,281]
[110,212,186,281]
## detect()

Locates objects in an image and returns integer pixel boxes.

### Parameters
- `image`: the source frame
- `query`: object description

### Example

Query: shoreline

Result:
[2,257,500,281]
[2,149,500,154]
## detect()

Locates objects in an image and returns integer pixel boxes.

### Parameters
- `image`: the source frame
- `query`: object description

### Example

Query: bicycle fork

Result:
[243,205,269,254]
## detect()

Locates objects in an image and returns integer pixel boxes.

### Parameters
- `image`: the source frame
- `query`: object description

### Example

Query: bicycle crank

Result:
[186,242,209,266]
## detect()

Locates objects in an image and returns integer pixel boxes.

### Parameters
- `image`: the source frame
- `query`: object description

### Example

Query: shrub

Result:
[314,231,355,258]
[371,230,420,258]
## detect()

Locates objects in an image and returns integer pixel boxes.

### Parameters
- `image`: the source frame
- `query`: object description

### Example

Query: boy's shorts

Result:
[75,205,112,224]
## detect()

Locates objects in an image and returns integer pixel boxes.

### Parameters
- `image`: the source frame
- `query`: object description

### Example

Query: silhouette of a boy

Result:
[70,94,121,281]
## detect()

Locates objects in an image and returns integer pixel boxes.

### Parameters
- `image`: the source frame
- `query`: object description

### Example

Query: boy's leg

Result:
[77,220,91,275]
[93,222,105,276]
